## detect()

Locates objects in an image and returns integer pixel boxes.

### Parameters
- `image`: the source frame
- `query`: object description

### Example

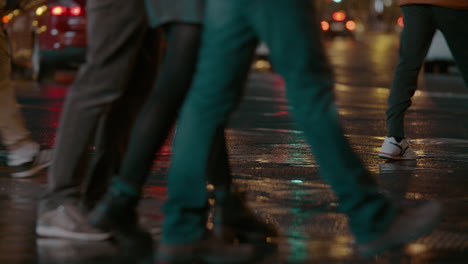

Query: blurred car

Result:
[425,30,455,73]
[320,11,356,39]
[2,0,86,80]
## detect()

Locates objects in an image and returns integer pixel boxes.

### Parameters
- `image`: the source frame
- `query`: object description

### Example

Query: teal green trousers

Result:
[163,0,396,244]
[387,5,468,137]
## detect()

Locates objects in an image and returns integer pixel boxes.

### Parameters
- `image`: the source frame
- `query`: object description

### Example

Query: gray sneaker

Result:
[36,203,111,241]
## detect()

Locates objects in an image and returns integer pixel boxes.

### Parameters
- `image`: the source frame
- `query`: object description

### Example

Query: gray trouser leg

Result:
[40,0,149,213]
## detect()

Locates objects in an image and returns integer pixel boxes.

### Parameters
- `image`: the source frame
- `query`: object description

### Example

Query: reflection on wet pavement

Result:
[37,239,116,264]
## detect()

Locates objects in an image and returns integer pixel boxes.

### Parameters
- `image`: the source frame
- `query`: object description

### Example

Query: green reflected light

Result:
[291,179,303,184]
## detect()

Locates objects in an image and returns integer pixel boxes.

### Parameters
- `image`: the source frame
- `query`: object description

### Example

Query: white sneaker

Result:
[378,137,417,160]
[7,141,40,166]
[9,146,53,178]
[36,203,112,241]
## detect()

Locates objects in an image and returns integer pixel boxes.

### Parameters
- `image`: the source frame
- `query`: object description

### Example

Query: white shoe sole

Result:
[378,152,417,160]
[10,160,52,178]
[36,226,112,241]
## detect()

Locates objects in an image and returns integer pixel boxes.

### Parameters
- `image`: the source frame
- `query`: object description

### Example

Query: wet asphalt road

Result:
[0,33,467,264]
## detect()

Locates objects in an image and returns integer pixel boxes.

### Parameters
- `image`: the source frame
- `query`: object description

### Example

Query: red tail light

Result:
[397,16,404,27]
[332,11,346,22]
[321,21,330,31]
[2,15,11,24]
[50,5,67,16]
[345,20,356,31]
[69,6,83,16]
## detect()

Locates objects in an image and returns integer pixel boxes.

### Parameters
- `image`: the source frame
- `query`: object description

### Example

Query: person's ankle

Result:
[110,179,140,198]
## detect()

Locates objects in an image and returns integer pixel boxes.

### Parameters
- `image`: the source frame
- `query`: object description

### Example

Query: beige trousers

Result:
[0,29,32,150]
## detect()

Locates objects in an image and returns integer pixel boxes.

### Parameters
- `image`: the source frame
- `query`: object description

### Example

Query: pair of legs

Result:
[89,22,266,243]
[386,5,468,137]
[0,28,42,171]
[38,0,160,215]
[106,22,231,197]
[162,0,398,245]
[90,18,277,252]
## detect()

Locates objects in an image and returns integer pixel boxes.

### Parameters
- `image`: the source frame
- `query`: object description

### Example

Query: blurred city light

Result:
[383,0,393,7]
[2,15,11,24]
[321,21,330,31]
[345,20,356,31]
[291,180,304,184]
[332,11,346,22]
[69,6,83,16]
[374,0,384,13]
[397,16,404,27]
[50,6,67,16]
[36,5,48,16]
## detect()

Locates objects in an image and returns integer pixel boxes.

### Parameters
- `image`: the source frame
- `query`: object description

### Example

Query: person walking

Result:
[0,0,51,177]
[378,0,468,160]
[88,0,275,251]
[157,0,442,262]
[36,0,161,240]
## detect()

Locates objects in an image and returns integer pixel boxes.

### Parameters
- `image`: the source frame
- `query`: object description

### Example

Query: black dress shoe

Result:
[357,200,442,257]
[88,187,140,236]
[113,229,155,264]
[213,191,278,243]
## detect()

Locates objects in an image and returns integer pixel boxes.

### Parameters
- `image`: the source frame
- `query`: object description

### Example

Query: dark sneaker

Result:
[36,203,111,241]
[10,148,53,178]
[213,191,278,243]
[88,187,140,236]
[89,186,154,263]
[157,233,256,264]
[357,200,442,257]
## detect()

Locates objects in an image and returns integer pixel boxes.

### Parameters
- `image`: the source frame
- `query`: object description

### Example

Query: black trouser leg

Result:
[114,23,231,195]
